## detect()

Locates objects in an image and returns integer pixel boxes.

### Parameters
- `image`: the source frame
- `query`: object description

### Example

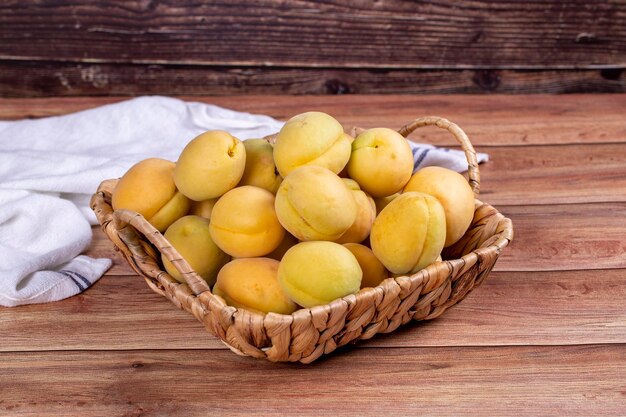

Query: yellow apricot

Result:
[162,215,229,286]
[266,232,299,261]
[338,133,356,178]
[149,191,191,232]
[273,112,351,177]
[209,186,285,257]
[188,198,218,221]
[347,128,414,197]
[334,178,376,244]
[275,166,357,241]
[389,254,443,278]
[239,139,282,194]
[174,130,246,201]
[278,241,362,308]
[343,243,388,288]
[374,193,400,215]
[213,258,297,315]
[112,158,190,232]
[370,192,446,275]
[404,166,475,247]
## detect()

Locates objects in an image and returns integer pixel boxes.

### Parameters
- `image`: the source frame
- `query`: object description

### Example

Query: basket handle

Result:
[398,116,480,196]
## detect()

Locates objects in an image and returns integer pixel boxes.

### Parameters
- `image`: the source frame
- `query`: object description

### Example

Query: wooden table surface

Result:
[1,95,625,416]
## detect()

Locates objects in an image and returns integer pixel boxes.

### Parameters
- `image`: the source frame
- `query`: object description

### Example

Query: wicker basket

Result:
[91,116,513,363]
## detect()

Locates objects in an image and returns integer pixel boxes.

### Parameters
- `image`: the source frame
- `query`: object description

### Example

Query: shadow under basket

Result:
[90,116,513,364]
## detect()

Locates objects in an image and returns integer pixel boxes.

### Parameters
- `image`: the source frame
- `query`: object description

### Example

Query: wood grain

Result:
[497,203,626,271]
[2,269,624,352]
[478,143,626,205]
[1,95,625,416]
[1,61,624,96]
[1,346,625,416]
[1,95,625,147]
[1,1,624,69]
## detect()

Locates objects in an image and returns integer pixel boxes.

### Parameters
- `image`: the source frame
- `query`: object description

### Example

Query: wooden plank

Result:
[0,97,123,120]
[0,61,624,97]
[496,203,626,271]
[87,201,626,275]
[2,269,624,352]
[0,346,624,416]
[0,1,624,68]
[86,233,131,276]
[479,143,626,205]
[1,95,625,147]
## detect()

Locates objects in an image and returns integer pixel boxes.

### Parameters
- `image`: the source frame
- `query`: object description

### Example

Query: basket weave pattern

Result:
[91,117,513,363]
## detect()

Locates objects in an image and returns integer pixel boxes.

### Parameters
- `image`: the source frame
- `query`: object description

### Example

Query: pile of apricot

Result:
[112,112,474,315]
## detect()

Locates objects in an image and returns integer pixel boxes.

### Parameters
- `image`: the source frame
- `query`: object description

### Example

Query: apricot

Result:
[147,192,191,232]
[343,243,388,288]
[404,166,475,247]
[266,232,299,261]
[273,112,351,177]
[174,130,246,201]
[346,128,414,197]
[209,186,285,257]
[188,198,218,220]
[334,179,376,244]
[162,215,229,286]
[338,133,356,178]
[278,241,362,308]
[239,139,282,194]
[274,166,357,241]
[213,258,297,315]
[374,193,399,215]
[370,192,446,275]
[112,158,190,232]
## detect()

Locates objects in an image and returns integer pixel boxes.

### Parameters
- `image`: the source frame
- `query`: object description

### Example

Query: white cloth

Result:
[411,143,488,173]
[0,96,487,307]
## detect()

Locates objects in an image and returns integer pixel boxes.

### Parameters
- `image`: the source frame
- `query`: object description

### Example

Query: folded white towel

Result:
[0,96,487,307]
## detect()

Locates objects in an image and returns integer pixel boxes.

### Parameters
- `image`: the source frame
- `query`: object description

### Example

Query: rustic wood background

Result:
[2,95,626,415]
[1,0,625,96]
